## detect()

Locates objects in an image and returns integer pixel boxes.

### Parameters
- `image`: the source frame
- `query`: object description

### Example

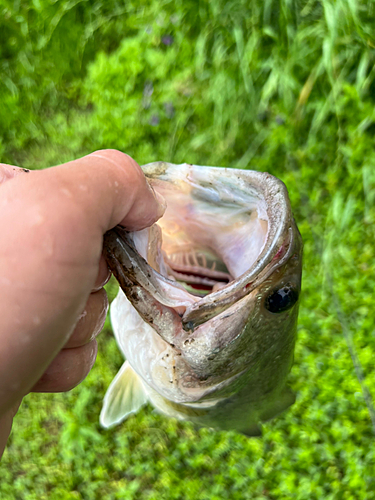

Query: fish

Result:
[100,162,302,435]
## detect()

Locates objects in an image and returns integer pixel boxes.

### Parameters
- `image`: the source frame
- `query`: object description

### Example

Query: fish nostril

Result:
[265,284,299,313]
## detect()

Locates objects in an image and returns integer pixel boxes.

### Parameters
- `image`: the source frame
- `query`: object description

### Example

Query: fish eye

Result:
[265,283,299,313]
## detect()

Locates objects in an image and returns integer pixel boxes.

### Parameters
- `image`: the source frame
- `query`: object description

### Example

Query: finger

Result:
[65,288,108,349]
[84,150,166,231]
[32,340,98,393]
[43,150,166,233]
[93,253,111,292]
[0,164,31,185]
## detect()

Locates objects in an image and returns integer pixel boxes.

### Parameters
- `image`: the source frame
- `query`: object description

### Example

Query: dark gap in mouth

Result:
[164,249,232,296]
[168,265,231,295]
[190,284,214,291]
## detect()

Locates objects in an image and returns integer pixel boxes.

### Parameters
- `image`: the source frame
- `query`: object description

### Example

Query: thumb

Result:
[38,149,166,232]
[0,150,165,414]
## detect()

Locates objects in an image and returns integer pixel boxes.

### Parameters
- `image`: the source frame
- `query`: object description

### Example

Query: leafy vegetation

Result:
[1,0,375,498]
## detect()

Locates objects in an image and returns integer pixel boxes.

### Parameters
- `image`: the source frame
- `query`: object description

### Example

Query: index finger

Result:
[49,150,166,232]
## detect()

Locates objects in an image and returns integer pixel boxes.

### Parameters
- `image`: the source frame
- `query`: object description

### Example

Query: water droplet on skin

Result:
[31,211,45,227]
[61,188,73,198]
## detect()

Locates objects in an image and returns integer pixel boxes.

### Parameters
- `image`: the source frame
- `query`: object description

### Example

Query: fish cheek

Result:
[232,279,299,390]
[180,296,255,376]
[178,293,267,393]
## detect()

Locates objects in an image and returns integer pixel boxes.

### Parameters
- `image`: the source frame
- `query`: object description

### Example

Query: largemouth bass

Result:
[100,162,302,435]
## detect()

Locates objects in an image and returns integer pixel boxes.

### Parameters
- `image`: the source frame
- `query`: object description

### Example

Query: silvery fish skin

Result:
[100,162,302,435]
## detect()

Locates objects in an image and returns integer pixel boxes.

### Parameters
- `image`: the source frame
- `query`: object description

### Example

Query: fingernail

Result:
[147,180,167,219]
[155,190,167,218]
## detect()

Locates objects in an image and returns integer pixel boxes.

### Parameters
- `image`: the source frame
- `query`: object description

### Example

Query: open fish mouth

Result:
[101,162,302,435]
[104,162,295,327]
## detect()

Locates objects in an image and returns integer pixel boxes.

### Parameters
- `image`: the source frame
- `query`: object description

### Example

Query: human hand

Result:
[0,150,165,458]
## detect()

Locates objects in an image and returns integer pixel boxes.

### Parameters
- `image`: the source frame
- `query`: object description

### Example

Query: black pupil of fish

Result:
[265,284,298,313]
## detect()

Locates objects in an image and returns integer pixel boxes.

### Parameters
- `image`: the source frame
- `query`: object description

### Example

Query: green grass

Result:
[1,0,375,498]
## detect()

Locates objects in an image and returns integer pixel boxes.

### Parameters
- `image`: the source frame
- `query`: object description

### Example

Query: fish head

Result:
[102,162,302,433]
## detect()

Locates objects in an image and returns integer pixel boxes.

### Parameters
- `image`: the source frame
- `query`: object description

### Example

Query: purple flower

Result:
[142,81,154,109]
[149,115,160,126]
[162,35,174,46]
[164,101,175,118]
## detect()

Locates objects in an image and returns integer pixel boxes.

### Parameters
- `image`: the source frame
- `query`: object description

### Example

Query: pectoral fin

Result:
[260,386,296,422]
[100,361,148,428]
[240,423,263,437]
